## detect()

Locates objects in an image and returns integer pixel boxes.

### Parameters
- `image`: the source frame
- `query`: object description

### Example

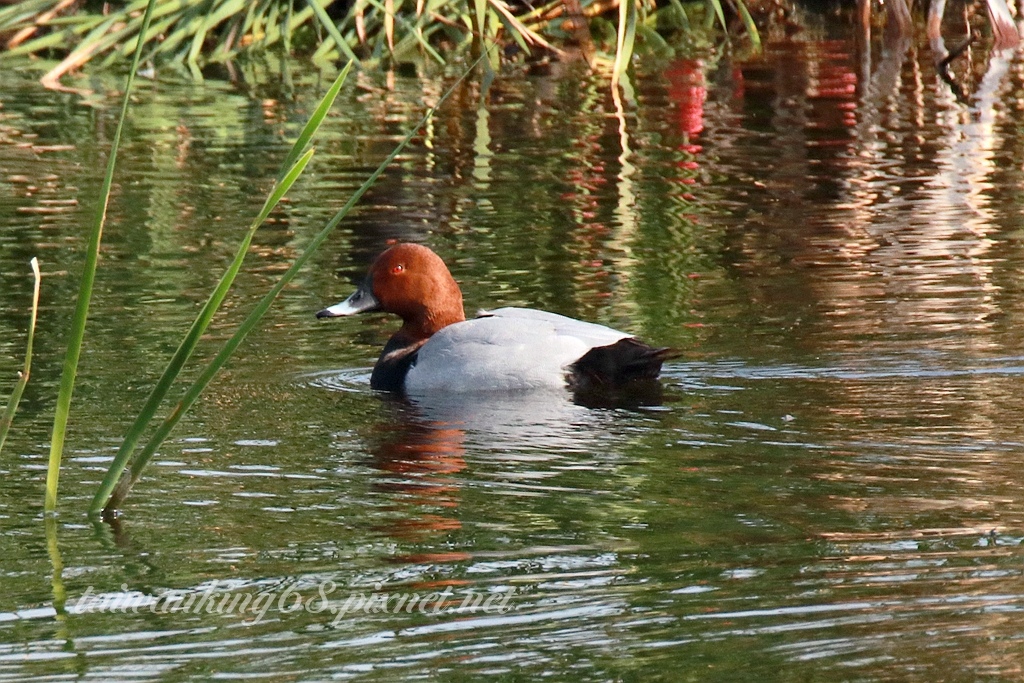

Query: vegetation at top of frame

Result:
[0,0,759,83]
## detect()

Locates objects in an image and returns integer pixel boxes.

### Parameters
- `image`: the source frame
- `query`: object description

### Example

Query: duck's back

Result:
[404,307,631,393]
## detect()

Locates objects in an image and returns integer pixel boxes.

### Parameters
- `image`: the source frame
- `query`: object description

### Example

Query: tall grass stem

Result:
[43,0,159,515]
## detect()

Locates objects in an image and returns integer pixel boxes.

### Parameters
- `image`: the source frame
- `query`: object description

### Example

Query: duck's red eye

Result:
[391,264,405,275]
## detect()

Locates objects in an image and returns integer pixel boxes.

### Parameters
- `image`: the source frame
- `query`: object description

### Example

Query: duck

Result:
[316,243,675,394]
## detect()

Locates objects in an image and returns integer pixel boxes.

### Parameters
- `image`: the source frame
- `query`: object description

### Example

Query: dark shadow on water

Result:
[571,378,669,409]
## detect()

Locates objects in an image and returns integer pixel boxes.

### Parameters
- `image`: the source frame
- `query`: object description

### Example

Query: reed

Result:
[0,258,41,457]
[89,63,352,516]
[611,0,637,91]
[43,0,159,515]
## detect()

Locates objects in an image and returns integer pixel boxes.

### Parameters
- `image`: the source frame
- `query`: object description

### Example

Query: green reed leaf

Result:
[666,0,690,31]
[89,64,351,516]
[734,0,761,51]
[706,0,726,33]
[305,0,362,64]
[102,56,480,514]
[283,60,352,177]
[612,0,637,90]
[45,0,159,515]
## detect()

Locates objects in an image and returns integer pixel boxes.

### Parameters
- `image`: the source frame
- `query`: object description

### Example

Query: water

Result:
[3,13,1024,681]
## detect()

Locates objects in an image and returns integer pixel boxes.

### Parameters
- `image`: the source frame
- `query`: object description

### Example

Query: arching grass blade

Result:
[102,58,480,513]
[88,64,351,517]
[0,258,41,457]
[734,0,761,52]
[88,148,315,516]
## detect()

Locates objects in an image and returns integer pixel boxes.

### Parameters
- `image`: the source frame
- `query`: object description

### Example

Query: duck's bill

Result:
[316,285,381,318]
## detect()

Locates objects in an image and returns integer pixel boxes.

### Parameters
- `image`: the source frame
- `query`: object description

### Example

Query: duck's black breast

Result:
[369,335,424,392]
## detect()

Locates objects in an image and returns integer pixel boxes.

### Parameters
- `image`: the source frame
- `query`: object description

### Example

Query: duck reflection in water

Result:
[365,387,657,570]
[368,399,470,565]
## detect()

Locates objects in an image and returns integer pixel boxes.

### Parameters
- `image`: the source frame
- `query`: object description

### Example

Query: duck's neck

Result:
[400,306,465,340]
[429,303,466,332]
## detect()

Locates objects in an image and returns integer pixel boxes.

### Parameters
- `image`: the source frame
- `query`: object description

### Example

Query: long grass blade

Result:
[37,15,117,86]
[0,0,55,29]
[668,0,690,31]
[39,0,189,86]
[102,57,482,513]
[0,258,41,457]
[185,0,243,67]
[354,0,368,43]
[734,0,761,51]
[397,21,446,64]
[473,0,492,71]
[706,0,727,32]
[89,65,351,516]
[487,0,560,54]
[362,0,446,64]
[305,0,362,64]
[89,148,314,515]
[611,0,637,91]
[4,0,76,51]
[282,61,352,177]
[44,0,159,515]
[283,0,293,54]
[385,0,395,51]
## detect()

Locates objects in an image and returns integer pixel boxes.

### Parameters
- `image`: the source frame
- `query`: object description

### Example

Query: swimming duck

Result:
[316,243,674,393]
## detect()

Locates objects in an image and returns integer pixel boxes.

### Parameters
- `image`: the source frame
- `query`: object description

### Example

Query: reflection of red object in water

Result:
[802,42,858,135]
[666,59,707,137]
[372,421,467,542]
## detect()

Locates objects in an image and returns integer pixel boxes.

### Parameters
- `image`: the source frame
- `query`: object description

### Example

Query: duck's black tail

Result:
[569,338,678,391]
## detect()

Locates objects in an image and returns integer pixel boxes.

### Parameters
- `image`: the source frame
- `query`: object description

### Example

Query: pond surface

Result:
[3,13,1024,682]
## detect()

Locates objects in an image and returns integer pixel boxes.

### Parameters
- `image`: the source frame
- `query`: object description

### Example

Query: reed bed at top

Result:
[0,0,759,87]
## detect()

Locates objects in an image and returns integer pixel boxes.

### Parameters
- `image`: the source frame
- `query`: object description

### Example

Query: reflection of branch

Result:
[938,30,974,72]
[936,30,974,104]
[45,516,71,646]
